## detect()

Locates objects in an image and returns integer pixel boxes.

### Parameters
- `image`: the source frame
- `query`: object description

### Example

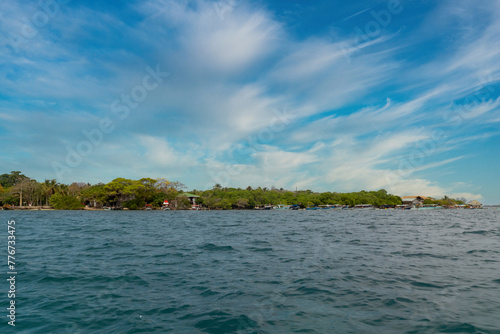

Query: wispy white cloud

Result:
[456,97,500,121]
[138,135,199,168]
[450,192,483,201]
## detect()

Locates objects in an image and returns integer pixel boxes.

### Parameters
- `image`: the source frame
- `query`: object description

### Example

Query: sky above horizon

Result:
[1,0,499,203]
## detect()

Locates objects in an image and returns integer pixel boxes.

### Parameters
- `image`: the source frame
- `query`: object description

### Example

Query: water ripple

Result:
[1,209,499,333]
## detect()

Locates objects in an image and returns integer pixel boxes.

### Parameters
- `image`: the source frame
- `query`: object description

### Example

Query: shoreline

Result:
[1,207,496,211]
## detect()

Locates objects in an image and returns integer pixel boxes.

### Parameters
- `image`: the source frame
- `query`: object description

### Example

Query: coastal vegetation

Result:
[0,171,465,210]
[0,172,185,210]
[423,196,465,206]
[196,185,402,209]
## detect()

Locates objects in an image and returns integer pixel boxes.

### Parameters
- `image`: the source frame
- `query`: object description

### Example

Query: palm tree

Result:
[42,179,59,206]
[57,183,69,196]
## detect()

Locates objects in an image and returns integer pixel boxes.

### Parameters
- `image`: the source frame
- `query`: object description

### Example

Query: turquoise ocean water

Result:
[1,210,499,333]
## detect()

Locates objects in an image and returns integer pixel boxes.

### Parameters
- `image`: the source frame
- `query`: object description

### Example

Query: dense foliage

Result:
[195,186,403,209]
[0,171,468,210]
[0,171,186,210]
[49,194,84,210]
[423,196,465,206]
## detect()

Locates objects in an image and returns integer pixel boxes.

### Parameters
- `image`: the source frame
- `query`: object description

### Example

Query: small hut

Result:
[182,193,200,205]
[467,200,482,209]
[401,196,429,207]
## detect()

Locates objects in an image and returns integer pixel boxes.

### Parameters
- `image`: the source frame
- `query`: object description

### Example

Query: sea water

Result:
[0,209,499,333]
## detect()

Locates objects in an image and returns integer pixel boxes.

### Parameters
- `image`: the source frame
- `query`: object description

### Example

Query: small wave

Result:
[402,252,448,259]
[159,307,180,314]
[410,281,444,289]
[463,230,490,235]
[466,249,489,254]
[295,286,334,296]
[195,313,257,333]
[437,322,488,333]
[251,240,271,246]
[396,296,415,303]
[383,298,398,306]
[38,275,79,283]
[200,289,220,297]
[248,247,273,252]
[199,243,235,251]
[218,291,244,300]
[294,329,316,333]
[158,304,190,315]
[363,314,407,326]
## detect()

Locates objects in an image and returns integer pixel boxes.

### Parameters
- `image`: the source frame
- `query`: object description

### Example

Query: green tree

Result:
[215,199,232,210]
[0,171,28,188]
[81,183,108,207]
[235,198,249,209]
[42,180,59,205]
[104,178,136,206]
[49,193,84,210]
[123,198,146,210]
[176,196,192,210]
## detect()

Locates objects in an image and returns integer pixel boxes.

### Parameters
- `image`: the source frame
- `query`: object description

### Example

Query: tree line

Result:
[196,185,402,209]
[423,196,465,206]
[0,170,463,210]
[0,171,185,210]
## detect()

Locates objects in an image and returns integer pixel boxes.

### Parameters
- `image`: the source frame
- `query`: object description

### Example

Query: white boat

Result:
[417,205,442,210]
[273,204,291,210]
[353,204,374,210]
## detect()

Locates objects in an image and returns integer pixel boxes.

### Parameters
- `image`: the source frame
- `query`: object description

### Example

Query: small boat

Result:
[273,204,290,210]
[353,204,374,210]
[417,205,442,210]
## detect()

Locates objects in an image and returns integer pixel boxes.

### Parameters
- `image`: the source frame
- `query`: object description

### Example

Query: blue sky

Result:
[1,0,499,203]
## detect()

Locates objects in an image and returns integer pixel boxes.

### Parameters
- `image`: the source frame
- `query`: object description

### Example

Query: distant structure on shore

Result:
[401,196,429,207]
[467,200,482,209]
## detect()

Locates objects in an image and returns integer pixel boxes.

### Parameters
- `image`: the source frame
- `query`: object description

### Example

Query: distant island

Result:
[0,171,477,210]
